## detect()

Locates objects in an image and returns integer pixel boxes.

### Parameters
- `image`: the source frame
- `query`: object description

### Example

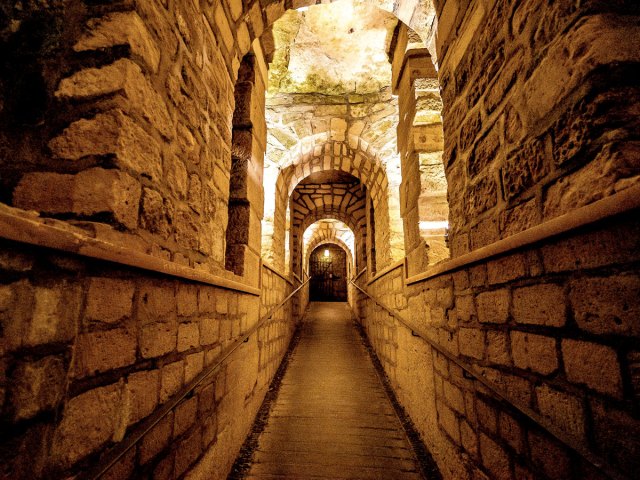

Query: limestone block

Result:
[570,274,640,336]
[458,327,484,360]
[544,141,640,219]
[174,396,197,437]
[12,172,74,213]
[73,328,137,378]
[501,137,548,202]
[126,369,159,426]
[476,398,498,433]
[52,383,125,468]
[185,352,204,383]
[74,167,141,229]
[437,400,461,444]
[8,356,65,421]
[512,284,566,327]
[535,384,585,441]
[85,277,135,324]
[55,59,173,140]
[49,111,162,182]
[412,123,444,153]
[177,285,198,318]
[28,283,80,348]
[528,430,572,479]
[479,432,511,480]
[476,289,509,324]
[175,428,202,476]
[74,11,161,73]
[499,412,524,454]
[140,413,173,465]
[138,281,176,325]
[487,331,511,367]
[141,188,172,238]
[520,15,640,126]
[511,332,557,375]
[178,323,200,352]
[486,254,526,285]
[140,323,177,359]
[161,361,184,403]
[562,339,622,398]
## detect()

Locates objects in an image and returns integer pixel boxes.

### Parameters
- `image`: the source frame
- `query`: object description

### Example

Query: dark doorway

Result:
[309,244,347,301]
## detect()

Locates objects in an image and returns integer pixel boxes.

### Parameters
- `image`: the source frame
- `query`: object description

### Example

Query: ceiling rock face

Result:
[269,2,398,95]
[262,1,410,272]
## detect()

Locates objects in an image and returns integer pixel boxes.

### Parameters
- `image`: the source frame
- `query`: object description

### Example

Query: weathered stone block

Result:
[459,327,485,360]
[56,59,173,140]
[562,339,622,398]
[512,283,566,327]
[528,430,572,479]
[174,396,197,438]
[177,285,198,317]
[536,384,585,441]
[13,172,75,213]
[85,277,135,324]
[200,317,220,346]
[178,323,200,352]
[73,168,141,229]
[161,361,184,403]
[9,356,66,421]
[140,412,173,465]
[570,274,640,336]
[499,412,523,454]
[487,331,511,366]
[174,428,202,477]
[126,369,159,426]
[74,11,160,73]
[479,433,510,480]
[74,328,137,377]
[185,352,204,383]
[487,255,526,285]
[511,332,558,375]
[476,290,509,324]
[140,323,176,359]
[138,282,176,325]
[52,383,125,468]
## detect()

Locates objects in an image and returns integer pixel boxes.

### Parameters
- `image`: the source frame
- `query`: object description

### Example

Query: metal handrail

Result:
[349,279,629,480]
[85,277,310,480]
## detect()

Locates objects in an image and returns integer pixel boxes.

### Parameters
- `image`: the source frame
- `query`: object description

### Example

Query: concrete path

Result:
[240,302,427,480]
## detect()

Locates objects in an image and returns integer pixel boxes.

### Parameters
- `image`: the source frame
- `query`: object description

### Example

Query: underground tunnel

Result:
[0,1,639,480]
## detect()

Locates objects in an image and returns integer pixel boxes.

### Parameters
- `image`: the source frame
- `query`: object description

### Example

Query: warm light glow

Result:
[419,221,449,231]
[324,248,330,257]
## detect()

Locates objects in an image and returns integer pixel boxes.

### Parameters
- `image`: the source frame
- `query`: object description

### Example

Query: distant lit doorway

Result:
[309,244,347,301]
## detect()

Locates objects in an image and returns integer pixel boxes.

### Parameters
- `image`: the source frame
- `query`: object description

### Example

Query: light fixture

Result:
[324,248,330,257]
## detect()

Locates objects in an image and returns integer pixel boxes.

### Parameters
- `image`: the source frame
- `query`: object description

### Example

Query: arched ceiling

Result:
[268,2,398,95]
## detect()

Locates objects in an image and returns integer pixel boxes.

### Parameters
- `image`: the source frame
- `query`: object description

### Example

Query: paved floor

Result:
[239,302,427,480]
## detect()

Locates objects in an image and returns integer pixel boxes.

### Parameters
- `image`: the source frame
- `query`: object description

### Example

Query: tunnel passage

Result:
[309,244,348,302]
[0,1,639,480]
[229,302,440,480]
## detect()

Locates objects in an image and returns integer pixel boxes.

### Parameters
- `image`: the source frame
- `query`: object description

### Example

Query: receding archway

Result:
[309,243,348,302]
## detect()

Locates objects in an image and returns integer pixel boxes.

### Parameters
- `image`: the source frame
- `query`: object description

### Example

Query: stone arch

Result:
[265,137,400,274]
[294,204,368,276]
[228,1,437,70]
[303,221,355,276]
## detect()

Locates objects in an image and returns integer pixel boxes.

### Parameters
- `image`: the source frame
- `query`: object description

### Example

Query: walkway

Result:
[234,302,430,480]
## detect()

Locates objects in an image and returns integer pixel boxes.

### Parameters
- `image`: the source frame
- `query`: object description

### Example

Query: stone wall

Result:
[433,0,640,258]
[355,211,640,480]
[264,91,404,271]
[0,231,299,479]
[352,1,640,480]
[290,180,367,276]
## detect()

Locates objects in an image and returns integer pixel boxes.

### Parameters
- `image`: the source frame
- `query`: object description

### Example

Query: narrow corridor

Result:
[232,302,434,480]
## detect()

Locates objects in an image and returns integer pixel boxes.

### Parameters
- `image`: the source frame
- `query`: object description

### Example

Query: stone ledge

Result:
[0,204,261,296]
[406,182,640,286]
